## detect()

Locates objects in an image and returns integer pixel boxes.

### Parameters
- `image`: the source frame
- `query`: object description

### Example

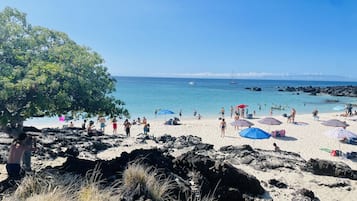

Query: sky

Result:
[1,0,357,80]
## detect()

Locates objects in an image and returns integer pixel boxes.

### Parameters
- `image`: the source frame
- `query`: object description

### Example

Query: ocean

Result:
[113,76,357,119]
[24,76,357,126]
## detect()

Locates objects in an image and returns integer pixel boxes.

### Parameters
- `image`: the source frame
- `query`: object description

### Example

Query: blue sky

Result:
[1,0,357,80]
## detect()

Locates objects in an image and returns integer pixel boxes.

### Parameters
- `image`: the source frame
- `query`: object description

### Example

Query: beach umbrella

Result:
[230,119,254,127]
[258,117,282,125]
[237,104,248,109]
[239,127,271,139]
[157,109,175,115]
[321,119,349,127]
[324,127,357,139]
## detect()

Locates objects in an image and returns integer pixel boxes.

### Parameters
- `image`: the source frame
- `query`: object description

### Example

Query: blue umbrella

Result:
[239,127,271,139]
[157,109,175,115]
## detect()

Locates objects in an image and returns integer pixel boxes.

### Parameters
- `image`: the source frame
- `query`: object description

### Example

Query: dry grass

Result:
[2,171,79,201]
[119,161,175,201]
[77,164,118,201]
[2,162,216,201]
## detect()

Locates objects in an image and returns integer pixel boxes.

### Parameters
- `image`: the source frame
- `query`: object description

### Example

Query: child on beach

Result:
[98,116,106,132]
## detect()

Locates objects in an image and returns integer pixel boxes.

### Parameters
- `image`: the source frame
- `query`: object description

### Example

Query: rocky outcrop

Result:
[218,145,306,171]
[302,158,357,180]
[278,86,357,97]
[174,151,265,200]
[292,188,320,201]
[245,87,262,91]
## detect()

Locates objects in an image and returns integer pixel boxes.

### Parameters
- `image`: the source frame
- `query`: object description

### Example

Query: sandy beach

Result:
[25,111,357,169]
[1,111,355,200]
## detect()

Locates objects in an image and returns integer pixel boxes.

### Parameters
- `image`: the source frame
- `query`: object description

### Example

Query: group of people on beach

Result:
[80,116,150,137]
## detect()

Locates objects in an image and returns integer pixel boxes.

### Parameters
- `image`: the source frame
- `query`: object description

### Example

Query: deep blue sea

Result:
[113,77,357,119]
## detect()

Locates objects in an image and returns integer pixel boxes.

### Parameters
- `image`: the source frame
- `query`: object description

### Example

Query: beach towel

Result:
[320,148,332,153]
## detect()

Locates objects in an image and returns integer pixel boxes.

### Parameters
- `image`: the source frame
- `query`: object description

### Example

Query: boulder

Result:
[302,158,357,180]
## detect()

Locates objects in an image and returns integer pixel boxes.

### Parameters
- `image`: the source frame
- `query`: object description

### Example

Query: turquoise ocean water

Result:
[25,76,357,126]
[113,76,357,119]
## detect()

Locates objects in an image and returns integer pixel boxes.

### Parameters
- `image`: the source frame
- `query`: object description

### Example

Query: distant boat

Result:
[230,71,237,84]
[188,81,195,86]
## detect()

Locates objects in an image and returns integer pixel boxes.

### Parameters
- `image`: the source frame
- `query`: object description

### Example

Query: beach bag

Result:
[331,150,342,156]
[346,152,357,159]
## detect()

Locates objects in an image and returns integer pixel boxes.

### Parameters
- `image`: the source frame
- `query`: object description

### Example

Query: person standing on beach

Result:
[21,134,36,172]
[81,119,87,130]
[291,108,296,123]
[179,110,182,119]
[220,118,226,137]
[112,116,118,134]
[234,113,240,130]
[98,116,106,133]
[6,133,34,179]
[124,119,131,137]
[143,123,150,135]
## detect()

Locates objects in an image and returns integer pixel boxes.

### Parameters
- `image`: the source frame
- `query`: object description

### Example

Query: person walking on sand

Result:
[124,119,131,137]
[6,133,34,179]
[112,116,118,134]
[220,118,226,137]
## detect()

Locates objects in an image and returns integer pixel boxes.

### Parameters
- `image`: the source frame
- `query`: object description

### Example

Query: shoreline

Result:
[24,112,357,169]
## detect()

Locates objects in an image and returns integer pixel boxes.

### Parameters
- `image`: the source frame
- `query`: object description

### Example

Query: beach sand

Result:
[2,112,355,200]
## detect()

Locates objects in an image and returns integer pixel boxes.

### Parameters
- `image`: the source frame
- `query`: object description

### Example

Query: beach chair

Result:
[271,130,286,137]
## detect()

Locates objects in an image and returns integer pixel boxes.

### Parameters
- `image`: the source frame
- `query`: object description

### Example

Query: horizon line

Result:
[111,73,357,82]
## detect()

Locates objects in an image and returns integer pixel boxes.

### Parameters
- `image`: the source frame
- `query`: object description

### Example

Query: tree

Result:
[0,7,129,135]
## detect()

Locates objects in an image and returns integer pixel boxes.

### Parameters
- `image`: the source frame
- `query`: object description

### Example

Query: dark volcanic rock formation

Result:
[302,158,357,180]
[279,85,357,97]
[51,149,265,201]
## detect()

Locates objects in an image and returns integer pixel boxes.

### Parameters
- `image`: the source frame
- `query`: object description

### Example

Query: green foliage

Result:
[0,7,129,127]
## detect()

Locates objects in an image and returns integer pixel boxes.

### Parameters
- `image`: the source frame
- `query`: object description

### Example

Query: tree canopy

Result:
[0,7,129,129]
